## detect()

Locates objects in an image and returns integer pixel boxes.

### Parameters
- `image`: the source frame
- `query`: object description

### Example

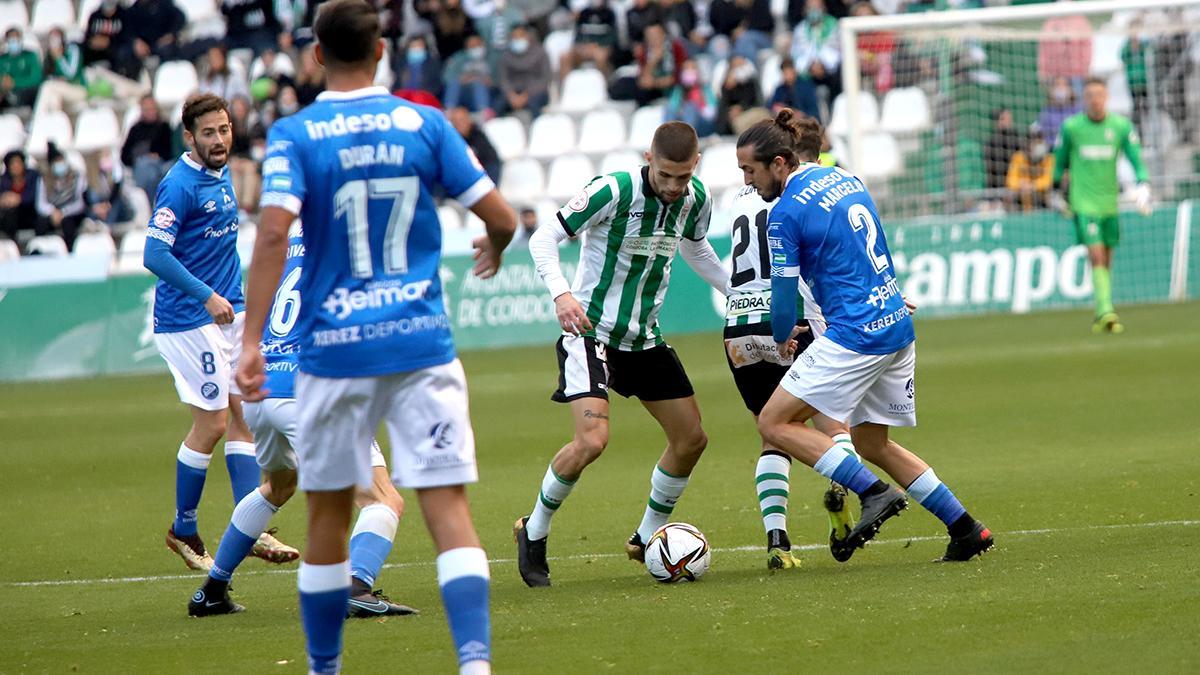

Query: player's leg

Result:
[812,413,858,551]
[345,444,418,618]
[166,404,228,571]
[516,334,610,587]
[222,395,260,504]
[1098,219,1123,332]
[1076,214,1119,329]
[299,488,356,675]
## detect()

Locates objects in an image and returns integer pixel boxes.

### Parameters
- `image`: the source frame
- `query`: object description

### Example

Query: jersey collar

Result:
[180,152,226,179]
[316,85,392,101]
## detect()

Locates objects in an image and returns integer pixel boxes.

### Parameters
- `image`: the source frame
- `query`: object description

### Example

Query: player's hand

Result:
[471,235,503,279]
[903,295,918,315]
[236,345,269,402]
[204,292,235,325]
[1134,182,1152,216]
[776,325,805,361]
[555,293,592,336]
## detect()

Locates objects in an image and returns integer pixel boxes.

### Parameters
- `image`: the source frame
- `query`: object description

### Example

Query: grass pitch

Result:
[2,303,1198,673]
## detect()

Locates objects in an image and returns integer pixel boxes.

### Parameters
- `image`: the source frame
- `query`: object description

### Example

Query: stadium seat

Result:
[543,29,574,74]
[76,0,101,33]
[697,142,742,191]
[878,88,931,134]
[526,113,577,158]
[1106,71,1133,117]
[30,0,74,38]
[27,235,69,256]
[180,0,225,40]
[856,133,902,180]
[556,68,608,113]
[599,149,642,176]
[72,231,116,258]
[533,199,560,228]
[236,222,257,265]
[827,92,880,137]
[626,105,664,150]
[577,109,627,154]
[482,116,527,162]
[545,154,596,200]
[153,60,200,109]
[0,0,28,34]
[25,109,74,155]
[759,52,783,100]
[706,187,743,237]
[1089,30,1124,77]
[125,185,151,228]
[498,157,546,203]
[0,238,19,262]
[73,107,121,154]
[114,230,146,274]
[437,204,463,232]
[709,59,728,99]
[0,113,26,155]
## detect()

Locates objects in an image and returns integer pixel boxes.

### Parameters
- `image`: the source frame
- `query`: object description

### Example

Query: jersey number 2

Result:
[848,203,889,274]
[335,177,420,279]
[731,209,771,288]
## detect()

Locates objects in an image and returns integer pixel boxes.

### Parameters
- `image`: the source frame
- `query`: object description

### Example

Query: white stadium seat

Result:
[153,60,200,109]
[526,113,577,158]
[556,68,608,113]
[577,109,627,154]
[26,109,74,155]
[879,87,931,134]
[0,113,26,155]
[626,105,664,151]
[828,92,879,137]
[1089,30,1125,77]
[545,154,596,200]
[0,238,19,262]
[543,29,574,74]
[856,133,902,180]
[437,204,463,232]
[599,150,642,176]
[27,235,69,256]
[181,0,225,40]
[76,0,101,33]
[709,59,728,99]
[236,222,257,265]
[72,231,116,258]
[30,0,75,38]
[113,230,146,274]
[759,52,783,100]
[125,185,151,228]
[697,142,742,191]
[0,0,29,34]
[499,157,546,204]
[482,116,527,162]
[1106,70,1133,117]
[73,107,121,153]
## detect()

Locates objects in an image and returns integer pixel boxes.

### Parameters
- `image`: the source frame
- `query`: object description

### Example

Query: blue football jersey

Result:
[147,153,245,333]
[260,229,305,399]
[258,87,493,377]
[768,164,914,355]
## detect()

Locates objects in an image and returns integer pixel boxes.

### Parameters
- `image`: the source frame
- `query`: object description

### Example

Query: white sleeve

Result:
[680,237,728,295]
[529,223,573,300]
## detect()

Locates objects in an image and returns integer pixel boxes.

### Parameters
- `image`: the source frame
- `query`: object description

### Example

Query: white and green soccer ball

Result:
[644,522,711,583]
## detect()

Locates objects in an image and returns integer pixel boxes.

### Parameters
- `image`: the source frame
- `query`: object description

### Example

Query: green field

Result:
[2,303,1198,673]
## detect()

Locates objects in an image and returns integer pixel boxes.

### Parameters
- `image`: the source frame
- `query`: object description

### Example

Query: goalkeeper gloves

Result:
[1134,182,1152,215]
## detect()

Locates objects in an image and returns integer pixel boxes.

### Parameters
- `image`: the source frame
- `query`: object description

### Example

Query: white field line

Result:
[6,519,1197,589]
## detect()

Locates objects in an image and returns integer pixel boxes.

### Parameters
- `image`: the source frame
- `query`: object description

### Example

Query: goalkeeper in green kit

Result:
[1053,77,1151,334]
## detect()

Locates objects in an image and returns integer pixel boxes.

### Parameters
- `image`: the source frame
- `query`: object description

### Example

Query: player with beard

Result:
[144,93,296,572]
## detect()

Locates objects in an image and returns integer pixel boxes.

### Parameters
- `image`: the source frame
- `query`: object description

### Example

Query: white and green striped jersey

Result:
[557,167,712,351]
[724,186,823,328]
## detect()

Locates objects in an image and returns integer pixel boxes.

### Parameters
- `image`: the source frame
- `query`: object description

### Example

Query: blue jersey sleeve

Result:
[259,124,307,215]
[768,207,802,344]
[142,175,212,303]
[433,111,493,208]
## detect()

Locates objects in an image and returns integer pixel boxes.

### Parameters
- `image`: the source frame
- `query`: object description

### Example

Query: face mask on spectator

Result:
[279,101,298,115]
[408,47,427,64]
[807,9,825,23]
[733,62,755,83]
[1052,87,1070,104]
[510,39,529,54]
[99,156,113,174]
[52,161,68,177]
[1031,142,1047,160]
[6,38,20,54]
[102,0,117,9]
[468,46,485,60]
[680,69,698,87]
[49,36,62,51]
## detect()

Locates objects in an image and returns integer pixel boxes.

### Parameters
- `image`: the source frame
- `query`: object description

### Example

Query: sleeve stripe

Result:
[773,265,800,277]
[455,176,495,209]
[260,192,303,215]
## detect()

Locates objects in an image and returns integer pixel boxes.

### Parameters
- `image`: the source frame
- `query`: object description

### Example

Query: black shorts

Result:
[724,320,817,415]
[552,334,695,403]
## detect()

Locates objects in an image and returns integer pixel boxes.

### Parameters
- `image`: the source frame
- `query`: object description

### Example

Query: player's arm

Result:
[467,190,516,279]
[1121,121,1152,214]
[767,212,802,358]
[536,175,618,335]
[678,187,728,294]
[238,126,306,400]
[141,182,233,323]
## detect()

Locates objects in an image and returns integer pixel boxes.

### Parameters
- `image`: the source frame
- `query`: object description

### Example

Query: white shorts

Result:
[154,312,245,411]
[780,337,917,427]
[244,398,387,473]
[295,359,477,491]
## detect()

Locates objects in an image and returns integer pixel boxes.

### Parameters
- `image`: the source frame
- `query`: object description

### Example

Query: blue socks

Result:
[224,441,260,504]
[298,560,351,675]
[906,468,968,528]
[174,444,211,536]
[209,488,277,582]
[813,445,883,496]
[437,547,491,673]
[349,504,399,587]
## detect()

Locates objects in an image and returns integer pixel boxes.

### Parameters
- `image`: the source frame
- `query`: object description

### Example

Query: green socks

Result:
[1092,265,1114,317]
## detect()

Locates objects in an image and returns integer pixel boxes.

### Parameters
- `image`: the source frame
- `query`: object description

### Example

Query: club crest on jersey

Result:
[153,207,176,229]
[567,191,589,212]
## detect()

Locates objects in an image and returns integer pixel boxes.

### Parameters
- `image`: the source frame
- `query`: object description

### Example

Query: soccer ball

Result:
[644,522,711,583]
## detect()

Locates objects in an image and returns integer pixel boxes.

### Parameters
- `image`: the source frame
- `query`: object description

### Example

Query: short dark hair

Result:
[3,149,25,172]
[315,0,381,66]
[737,108,824,165]
[181,93,231,134]
[651,121,699,162]
[1084,76,1107,89]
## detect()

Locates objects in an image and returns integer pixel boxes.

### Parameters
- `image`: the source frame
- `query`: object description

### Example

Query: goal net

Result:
[834,0,1200,316]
